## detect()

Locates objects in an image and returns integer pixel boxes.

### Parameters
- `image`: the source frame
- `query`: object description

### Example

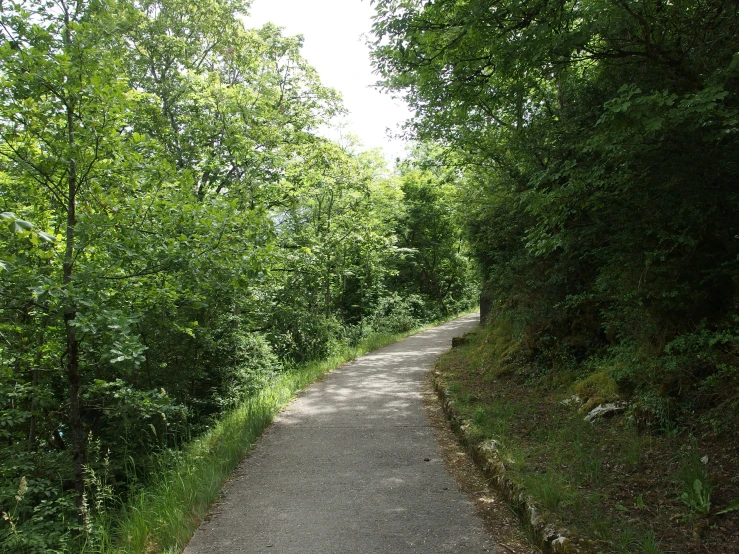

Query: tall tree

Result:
[393,146,476,317]
[371,0,739,416]
[0,0,143,507]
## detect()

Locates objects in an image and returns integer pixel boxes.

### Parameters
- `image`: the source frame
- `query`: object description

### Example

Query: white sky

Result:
[244,0,412,163]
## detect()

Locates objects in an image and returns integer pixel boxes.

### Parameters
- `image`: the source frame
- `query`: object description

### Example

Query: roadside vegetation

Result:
[372,0,739,436]
[4,0,739,552]
[95,320,463,554]
[0,2,477,552]
[436,325,739,553]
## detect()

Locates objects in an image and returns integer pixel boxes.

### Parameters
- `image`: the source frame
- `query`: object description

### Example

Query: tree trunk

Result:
[64,118,85,507]
[28,326,45,450]
[63,7,85,508]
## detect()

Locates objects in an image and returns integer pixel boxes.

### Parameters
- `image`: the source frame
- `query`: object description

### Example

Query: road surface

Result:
[184,313,495,553]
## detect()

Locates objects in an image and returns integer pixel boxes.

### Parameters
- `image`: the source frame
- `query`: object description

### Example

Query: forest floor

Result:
[434,327,739,554]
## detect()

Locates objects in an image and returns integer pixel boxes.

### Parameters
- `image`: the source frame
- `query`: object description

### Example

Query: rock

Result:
[480,439,500,455]
[551,536,576,553]
[452,336,469,347]
[584,402,627,422]
[560,395,583,407]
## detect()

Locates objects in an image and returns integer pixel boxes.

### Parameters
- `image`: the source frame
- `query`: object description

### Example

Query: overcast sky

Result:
[244,0,412,162]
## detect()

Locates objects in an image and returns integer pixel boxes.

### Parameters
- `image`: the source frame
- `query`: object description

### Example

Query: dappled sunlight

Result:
[184,314,487,554]
[275,318,481,429]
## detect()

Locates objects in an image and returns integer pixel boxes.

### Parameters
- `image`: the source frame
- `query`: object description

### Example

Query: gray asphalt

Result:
[184,313,494,554]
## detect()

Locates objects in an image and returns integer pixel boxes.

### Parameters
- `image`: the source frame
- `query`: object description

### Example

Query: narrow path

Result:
[184,313,495,553]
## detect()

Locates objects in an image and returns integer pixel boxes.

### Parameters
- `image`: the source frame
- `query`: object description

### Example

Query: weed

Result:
[505,501,539,546]
[618,429,651,472]
[717,497,739,515]
[1,475,26,537]
[575,440,602,486]
[610,526,638,554]
[523,472,574,513]
[641,530,662,554]
[473,406,486,425]
[562,418,603,486]
[583,505,614,543]
[609,528,663,554]
[677,441,712,516]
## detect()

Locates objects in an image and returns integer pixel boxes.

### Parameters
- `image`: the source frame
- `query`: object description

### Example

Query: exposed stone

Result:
[452,335,469,347]
[584,402,627,422]
[551,536,576,553]
[432,371,587,554]
[480,439,501,455]
[560,395,583,407]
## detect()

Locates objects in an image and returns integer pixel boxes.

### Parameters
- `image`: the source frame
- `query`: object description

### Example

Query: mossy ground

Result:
[435,326,739,554]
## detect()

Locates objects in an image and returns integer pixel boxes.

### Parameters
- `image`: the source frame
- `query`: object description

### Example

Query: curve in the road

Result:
[184,313,494,553]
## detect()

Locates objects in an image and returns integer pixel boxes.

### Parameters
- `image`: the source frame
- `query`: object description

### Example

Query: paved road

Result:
[184,313,494,554]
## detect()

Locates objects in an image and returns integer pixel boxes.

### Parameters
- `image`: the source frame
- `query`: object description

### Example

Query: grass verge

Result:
[434,324,739,554]
[98,312,475,554]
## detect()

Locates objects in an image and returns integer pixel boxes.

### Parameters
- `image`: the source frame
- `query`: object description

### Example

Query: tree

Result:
[371,0,739,420]
[0,0,145,509]
[1,1,346,547]
[265,139,403,359]
[392,145,477,317]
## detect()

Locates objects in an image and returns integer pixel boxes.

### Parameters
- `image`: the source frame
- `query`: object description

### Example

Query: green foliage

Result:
[82,381,189,470]
[222,332,284,406]
[717,497,739,515]
[640,531,664,554]
[391,147,479,317]
[101,322,435,553]
[371,0,739,429]
[364,293,425,335]
[522,472,574,513]
[0,0,479,549]
[676,441,713,517]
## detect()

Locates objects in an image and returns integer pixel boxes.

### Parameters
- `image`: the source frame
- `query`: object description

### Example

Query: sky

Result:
[244,0,413,162]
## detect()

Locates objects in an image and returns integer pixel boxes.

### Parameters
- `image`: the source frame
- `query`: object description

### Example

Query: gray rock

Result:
[480,439,500,455]
[584,402,627,422]
[559,395,583,407]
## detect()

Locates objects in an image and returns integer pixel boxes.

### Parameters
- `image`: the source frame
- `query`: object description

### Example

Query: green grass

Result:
[676,440,713,517]
[641,531,664,554]
[433,322,712,554]
[91,312,477,553]
[521,471,574,513]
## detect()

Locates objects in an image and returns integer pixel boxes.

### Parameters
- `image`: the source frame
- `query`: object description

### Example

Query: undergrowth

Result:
[435,322,739,554]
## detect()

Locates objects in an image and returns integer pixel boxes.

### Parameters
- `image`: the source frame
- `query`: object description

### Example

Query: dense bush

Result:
[372,0,739,430]
[0,1,477,549]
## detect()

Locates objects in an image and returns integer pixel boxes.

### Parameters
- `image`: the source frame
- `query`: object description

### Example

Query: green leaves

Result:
[371,0,739,437]
[717,497,739,516]
[2,212,34,234]
[0,212,57,270]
